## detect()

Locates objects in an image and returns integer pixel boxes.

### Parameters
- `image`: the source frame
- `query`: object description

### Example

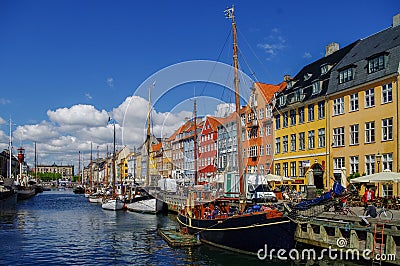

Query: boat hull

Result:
[126,198,163,214]
[88,196,103,203]
[177,212,296,255]
[16,188,36,200]
[101,198,125,210]
[0,190,17,210]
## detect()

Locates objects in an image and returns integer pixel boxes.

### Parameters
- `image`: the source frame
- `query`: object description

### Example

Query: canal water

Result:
[0,190,362,265]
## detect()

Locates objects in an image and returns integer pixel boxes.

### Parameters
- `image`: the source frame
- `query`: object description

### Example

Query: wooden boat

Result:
[177,6,296,255]
[0,178,17,210]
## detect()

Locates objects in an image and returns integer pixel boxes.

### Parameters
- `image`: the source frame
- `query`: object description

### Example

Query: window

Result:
[290,162,296,177]
[308,130,315,149]
[279,95,286,106]
[382,153,393,171]
[275,163,281,175]
[266,105,272,118]
[266,124,271,135]
[298,162,305,177]
[365,155,376,175]
[349,124,359,145]
[283,135,288,153]
[266,162,271,174]
[283,162,288,177]
[365,121,375,143]
[349,93,359,112]
[266,144,271,155]
[299,132,305,150]
[275,138,281,154]
[290,134,296,151]
[290,109,296,126]
[318,101,325,119]
[260,145,264,156]
[321,64,328,74]
[308,104,314,121]
[382,118,393,141]
[339,68,353,83]
[275,115,280,129]
[298,107,305,123]
[381,83,392,104]
[333,127,345,147]
[333,97,344,115]
[350,156,359,174]
[283,111,288,127]
[334,157,345,169]
[249,146,258,157]
[365,88,375,108]
[368,54,385,73]
[318,128,325,148]
[312,81,321,95]
[259,126,263,136]
[382,184,393,198]
[259,108,264,119]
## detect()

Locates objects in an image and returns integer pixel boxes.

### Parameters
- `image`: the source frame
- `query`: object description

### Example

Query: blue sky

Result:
[0,0,398,171]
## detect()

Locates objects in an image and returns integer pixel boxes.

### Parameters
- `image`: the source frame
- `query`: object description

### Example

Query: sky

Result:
[0,0,398,173]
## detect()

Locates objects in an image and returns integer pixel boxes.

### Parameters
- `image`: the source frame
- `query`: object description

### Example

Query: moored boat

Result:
[101,196,125,210]
[0,178,17,210]
[177,6,297,255]
[16,185,36,200]
[73,185,85,194]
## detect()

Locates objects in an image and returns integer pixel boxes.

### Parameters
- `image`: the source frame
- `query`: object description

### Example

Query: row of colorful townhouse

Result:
[87,14,400,198]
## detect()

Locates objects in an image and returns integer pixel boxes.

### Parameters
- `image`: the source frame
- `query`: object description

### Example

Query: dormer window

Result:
[368,54,386,74]
[279,95,286,106]
[304,73,312,81]
[320,64,328,74]
[249,93,257,108]
[287,81,292,89]
[312,81,321,95]
[339,67,354,84]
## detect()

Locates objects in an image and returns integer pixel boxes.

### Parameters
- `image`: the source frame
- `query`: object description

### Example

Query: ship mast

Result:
[8,118,12,179]
[226,6,244,196]
[90,142,93,190]
[193,98,198,185]
[145,83,154,187]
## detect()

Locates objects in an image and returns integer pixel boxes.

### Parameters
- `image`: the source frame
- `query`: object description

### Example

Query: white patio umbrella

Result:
[265,174,292,182]
[350,169,400,183]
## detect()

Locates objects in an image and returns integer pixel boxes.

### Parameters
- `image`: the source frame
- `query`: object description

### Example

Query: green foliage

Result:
[315,188,324,196]
[348,172,361,181]
[36,172,62,181]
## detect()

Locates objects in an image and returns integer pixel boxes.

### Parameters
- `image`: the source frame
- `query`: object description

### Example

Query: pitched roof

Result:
[205,116,222,131]
[255,82,286,103]
[327,23,400,95]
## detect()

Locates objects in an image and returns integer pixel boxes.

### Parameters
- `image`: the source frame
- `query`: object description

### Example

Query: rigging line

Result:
[199,28,232,97]
[237,46,258,83]
[237,26,272,81]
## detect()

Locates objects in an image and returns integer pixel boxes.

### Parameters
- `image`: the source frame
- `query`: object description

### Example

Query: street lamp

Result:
[376,152,382,173]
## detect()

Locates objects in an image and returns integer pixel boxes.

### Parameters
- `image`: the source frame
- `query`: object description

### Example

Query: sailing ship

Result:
[126,83,164,214]
[102,119,125,210]
[177,6,296,255]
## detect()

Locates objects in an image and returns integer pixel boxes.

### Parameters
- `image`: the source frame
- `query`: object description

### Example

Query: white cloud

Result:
[257,28,286,58]
[214,103,235,117]
[85,93,92,100]
[303,52,312,59]
[107,77,114,88]
[0,98,11,105]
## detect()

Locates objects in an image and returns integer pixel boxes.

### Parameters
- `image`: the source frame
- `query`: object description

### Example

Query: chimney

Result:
[283,74,291,81]
[325,42,339,57]
[393,13,400,28]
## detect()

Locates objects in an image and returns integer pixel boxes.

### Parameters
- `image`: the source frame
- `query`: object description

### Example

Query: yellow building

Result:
[273,42,357,192]
[327,15,400,197]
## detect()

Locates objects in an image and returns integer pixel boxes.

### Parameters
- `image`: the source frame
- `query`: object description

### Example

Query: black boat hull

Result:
[177,212,296,255]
